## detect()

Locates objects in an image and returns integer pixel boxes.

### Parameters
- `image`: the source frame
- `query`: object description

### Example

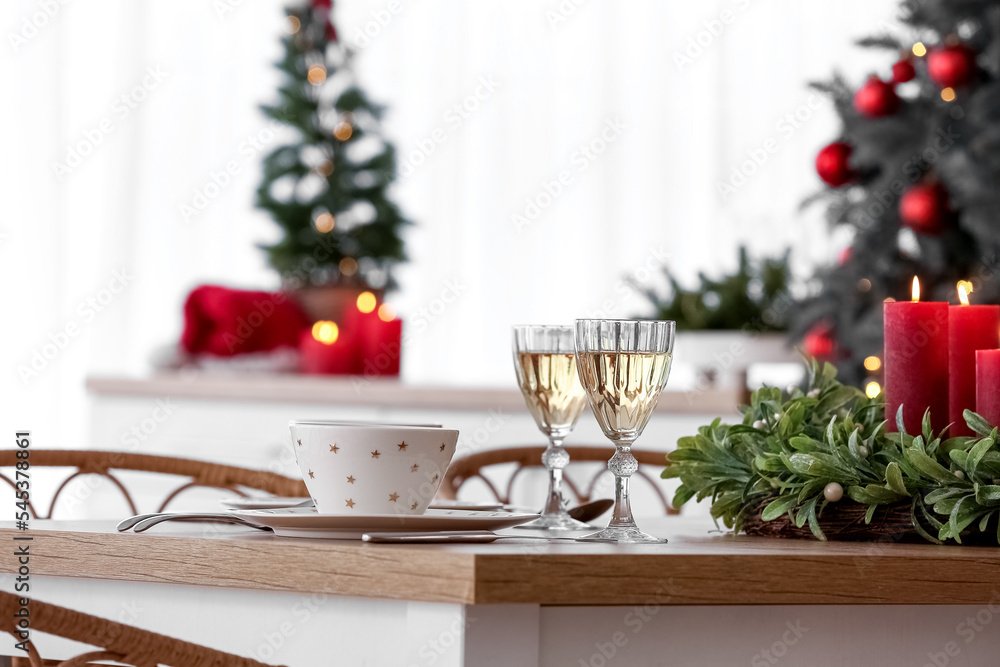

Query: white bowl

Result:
[289,421,458,515]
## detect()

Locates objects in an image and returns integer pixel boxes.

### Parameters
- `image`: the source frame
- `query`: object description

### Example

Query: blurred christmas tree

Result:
[793,1,1000,386]
[636,246,792,332]
[257,0,406,290]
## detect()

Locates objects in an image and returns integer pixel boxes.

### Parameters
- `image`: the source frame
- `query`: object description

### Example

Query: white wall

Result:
[1,0,901,446]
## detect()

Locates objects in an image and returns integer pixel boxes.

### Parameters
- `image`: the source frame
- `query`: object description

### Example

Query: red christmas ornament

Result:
[325,21,338,41]
[312,0,332,8]
[927,43,977,88]
[804,322,836,360]
[815,141,854,187]
[899,182,950,234]
[853,76,900,118]
[891,58,916,84]
[837,246,853,266]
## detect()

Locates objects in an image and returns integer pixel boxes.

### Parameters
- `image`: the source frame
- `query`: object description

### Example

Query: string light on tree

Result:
[314,213,335,233]
[378,303,396,322]
[865,381,882,399]
[941,87,956,102]
[339,257,358,277]
[287,16,301,34]
[307,65,327,85]
[912,41,927,57]
[333,120,353,141]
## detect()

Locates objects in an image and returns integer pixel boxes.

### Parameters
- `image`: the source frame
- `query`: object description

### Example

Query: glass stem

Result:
[607,440,639,528]
[541,437,570,516]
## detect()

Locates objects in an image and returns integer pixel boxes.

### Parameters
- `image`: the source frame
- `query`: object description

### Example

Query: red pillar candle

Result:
[884,277,949,433]
[949,283,1000,436]
[299,321,363,375]
[976,349,1000,428]
[343,292,403,377]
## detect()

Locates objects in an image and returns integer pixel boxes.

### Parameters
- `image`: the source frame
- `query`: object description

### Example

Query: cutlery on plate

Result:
[363,530,502,543]
[117,513,271,533]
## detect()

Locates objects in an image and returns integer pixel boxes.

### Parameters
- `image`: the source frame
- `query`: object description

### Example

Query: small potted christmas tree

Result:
[257,0,407,321]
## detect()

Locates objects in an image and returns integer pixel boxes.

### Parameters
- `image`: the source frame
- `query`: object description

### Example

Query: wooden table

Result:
[2,517,999,666]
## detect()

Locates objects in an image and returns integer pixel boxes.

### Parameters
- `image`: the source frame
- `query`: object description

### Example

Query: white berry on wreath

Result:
[824,482,844,502]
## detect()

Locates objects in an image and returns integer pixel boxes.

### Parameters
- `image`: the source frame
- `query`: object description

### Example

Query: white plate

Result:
[222,497,507,512]
[231,507,538,539]
[221,497,310,511]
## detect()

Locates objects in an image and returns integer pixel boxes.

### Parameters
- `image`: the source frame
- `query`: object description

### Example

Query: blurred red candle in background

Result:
[976,349,1000,428]
[344,292,403,377]
[949,282,1000,436]
[884,277,949,433]
[299,320,362,375]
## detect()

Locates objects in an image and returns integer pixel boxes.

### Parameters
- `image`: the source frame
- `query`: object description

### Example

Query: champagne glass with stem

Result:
[574,319,675,543]
[512,325,592,530]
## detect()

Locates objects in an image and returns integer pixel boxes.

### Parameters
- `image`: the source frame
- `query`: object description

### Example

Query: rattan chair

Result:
[0,450,307,519]
[440,445,679,514]
[1,591,282,666]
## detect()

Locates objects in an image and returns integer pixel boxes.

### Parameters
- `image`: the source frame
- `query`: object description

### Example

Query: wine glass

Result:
[512,325,592,530]
[574,319,675,543]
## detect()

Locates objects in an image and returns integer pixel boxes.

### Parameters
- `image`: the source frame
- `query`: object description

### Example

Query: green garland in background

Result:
[663,360,1000,544]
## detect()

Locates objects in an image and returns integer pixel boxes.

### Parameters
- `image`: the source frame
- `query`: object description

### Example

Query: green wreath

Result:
[663,360,1000,544]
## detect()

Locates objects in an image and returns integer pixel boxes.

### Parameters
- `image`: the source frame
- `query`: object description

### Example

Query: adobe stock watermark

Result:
[351,0,403,49]
[407,612,477,667]
[251,593,329,662]
[512,117,627,233]
[547,0,589,30]
[351,277,469,394]
[673,0,754,71]
[578,578,675,667]
[397,76,502,180]
[750,620,809,666]
[922,590,1000,667]
[8,0,72,54]
[17,268,134,385]
[51,66,169,180]
[178,121,285,223]
[716,92,828,202]
[583,245,670,320]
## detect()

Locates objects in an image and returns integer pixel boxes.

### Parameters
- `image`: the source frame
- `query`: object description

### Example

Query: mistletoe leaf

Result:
[761,495,798,521]
[965,410,994,437]
[885,462,909,496]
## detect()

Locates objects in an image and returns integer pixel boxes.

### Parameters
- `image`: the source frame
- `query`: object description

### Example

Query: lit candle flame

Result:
[958,282,970,306]
[311,321,339,345]
[911,276,920,303]
[356,291,377,314]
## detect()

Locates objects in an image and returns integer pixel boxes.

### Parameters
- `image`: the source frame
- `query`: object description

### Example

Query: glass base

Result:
[514,512,592,531]
[577,525,667,543]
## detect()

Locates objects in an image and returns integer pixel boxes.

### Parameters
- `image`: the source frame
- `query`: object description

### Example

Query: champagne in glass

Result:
[512,326,592,530]
[575,320,675,543]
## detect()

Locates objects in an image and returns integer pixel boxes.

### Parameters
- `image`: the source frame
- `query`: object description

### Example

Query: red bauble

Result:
[325,20,338,41]
[312,0,332,8]
[853,76,900,118]
[804,323,836,360]
[837,246,853,266]
[815,141,854,187]
[899,183,950,234]
[891,58,916,84]
[927,43,977,88]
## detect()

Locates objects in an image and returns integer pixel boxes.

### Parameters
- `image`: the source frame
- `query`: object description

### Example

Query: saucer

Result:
[221,497,507,512]
[230,507,538,539]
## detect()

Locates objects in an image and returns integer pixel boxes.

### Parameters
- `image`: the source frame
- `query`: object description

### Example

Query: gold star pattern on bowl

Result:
[389,492,399,502]
[439,443,446,451]
[297,439,302,446]
[329,444,339,453]
[410,501,418,510]
[346,475,355,484]
[432,473,439,483]
[371,450,381,459]
[397,441,408,451]
[410,464,419,472]
[345,498,356,509]
[308,470,315,479]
